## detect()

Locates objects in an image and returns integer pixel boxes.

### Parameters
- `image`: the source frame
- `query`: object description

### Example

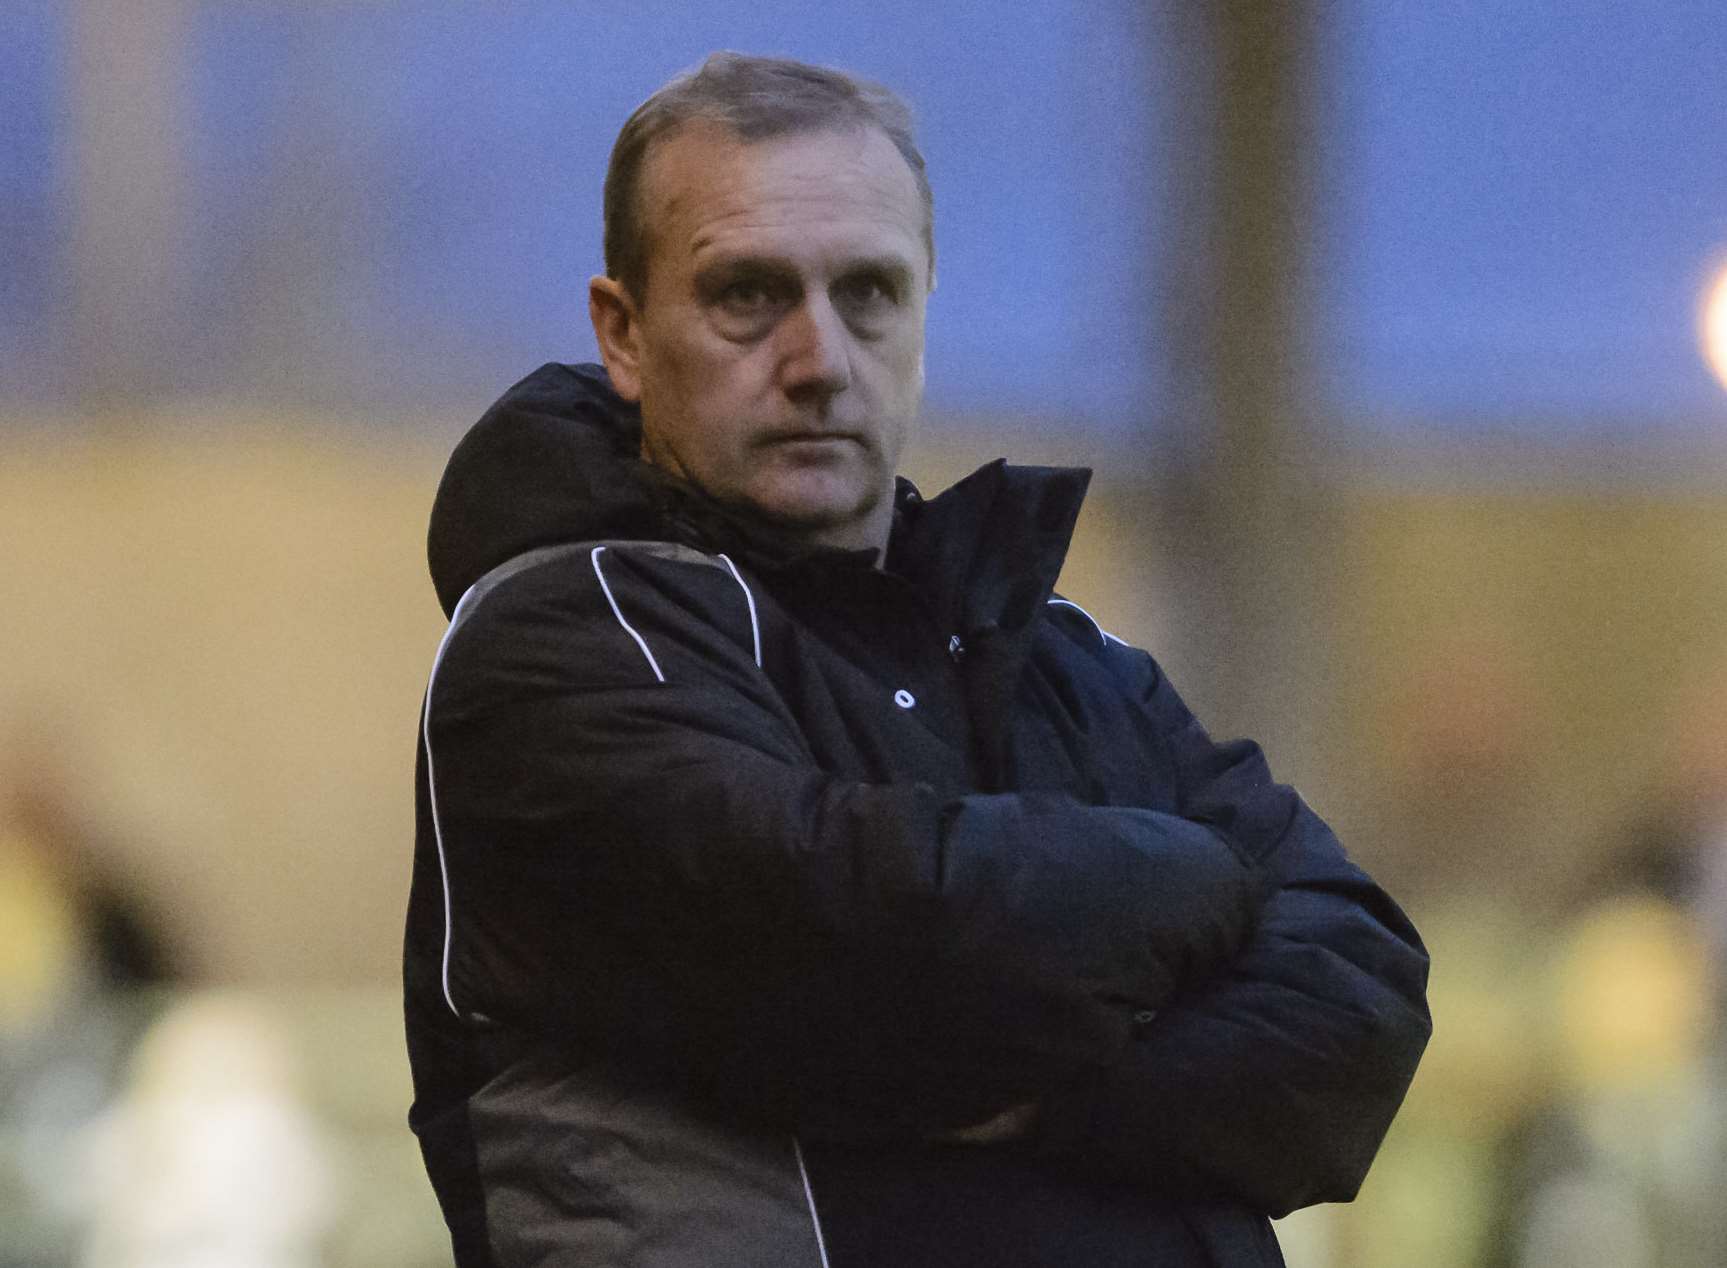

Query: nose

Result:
[776,294,852,408]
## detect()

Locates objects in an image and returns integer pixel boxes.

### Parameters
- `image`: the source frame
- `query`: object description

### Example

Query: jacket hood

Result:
[428,363,656,617]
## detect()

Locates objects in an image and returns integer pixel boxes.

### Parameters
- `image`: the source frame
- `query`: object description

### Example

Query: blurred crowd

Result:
[1338,787,1727,1268]
[0,720,443,1268]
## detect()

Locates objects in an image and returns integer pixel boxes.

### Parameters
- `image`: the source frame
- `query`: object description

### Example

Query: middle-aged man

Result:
[406,52,1431,1268]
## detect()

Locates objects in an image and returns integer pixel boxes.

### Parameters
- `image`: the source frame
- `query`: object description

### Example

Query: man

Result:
[406,52,1430,1267]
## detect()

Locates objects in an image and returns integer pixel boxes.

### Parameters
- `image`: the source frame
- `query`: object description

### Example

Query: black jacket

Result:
[405,363,1431,1267]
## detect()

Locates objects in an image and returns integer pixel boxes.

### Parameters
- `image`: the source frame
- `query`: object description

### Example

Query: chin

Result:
[752,483,883,548]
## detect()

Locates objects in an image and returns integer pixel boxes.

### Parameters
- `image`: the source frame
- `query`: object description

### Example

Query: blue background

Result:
[3,1,1725,439]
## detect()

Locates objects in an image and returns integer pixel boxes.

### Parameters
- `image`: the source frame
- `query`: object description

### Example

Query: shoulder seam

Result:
[591,544,667,683]
[717,552,764,669]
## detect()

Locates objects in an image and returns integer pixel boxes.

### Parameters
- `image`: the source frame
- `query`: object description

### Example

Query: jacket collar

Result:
[886,459,1092,640]
[429,362,1093,634]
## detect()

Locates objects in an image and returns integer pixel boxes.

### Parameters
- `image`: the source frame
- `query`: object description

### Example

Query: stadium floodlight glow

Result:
[1704,258,1727,395]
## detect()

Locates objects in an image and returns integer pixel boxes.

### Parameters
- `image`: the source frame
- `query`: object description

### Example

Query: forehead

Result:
[639,122,927,280]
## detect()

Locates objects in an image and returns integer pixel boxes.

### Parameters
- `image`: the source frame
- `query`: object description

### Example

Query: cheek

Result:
[643,329,727,426]
[662,347,764,460]
[876,333,926,406]
[883,312,927,377]
[667,321,758,392]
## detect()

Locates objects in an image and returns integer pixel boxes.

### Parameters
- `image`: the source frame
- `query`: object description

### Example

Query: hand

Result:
[932,1102,1039,1146]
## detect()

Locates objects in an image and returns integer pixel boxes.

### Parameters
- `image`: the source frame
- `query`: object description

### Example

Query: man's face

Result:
[590,122,931,554]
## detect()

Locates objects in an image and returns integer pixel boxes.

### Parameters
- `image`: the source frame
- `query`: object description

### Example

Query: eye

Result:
[834,274,895,313]
[718,279,775,315]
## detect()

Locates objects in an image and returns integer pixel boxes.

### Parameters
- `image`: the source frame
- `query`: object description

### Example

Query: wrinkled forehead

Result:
[637,121,931,282]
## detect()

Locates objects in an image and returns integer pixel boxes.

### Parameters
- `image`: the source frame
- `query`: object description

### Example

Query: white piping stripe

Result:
[1048,597,1127,647]
[423,540,668,1023]
[716,552,763,669]
[792,1137,832,1268]
[423,581,484,1020]
[591,545,666,683]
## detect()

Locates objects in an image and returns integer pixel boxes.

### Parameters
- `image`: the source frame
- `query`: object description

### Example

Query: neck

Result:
[789,496,896,562]
[639,465,897,566]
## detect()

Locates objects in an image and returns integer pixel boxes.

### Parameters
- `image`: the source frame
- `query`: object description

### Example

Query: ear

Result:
[588,275,644,402]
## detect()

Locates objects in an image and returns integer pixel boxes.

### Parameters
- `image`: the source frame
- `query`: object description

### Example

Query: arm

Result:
[1033,647,1432,1214]
[426,545,1267,1141]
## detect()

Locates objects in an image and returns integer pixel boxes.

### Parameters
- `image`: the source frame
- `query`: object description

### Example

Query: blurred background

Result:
[4,2,1727,1264]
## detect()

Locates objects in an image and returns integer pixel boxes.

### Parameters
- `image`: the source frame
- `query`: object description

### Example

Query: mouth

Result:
[758,431,864,450]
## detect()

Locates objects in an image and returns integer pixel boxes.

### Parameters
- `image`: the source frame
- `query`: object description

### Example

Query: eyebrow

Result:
[836,255,917,288]
[693,255,800,288]
[692,253,917,289]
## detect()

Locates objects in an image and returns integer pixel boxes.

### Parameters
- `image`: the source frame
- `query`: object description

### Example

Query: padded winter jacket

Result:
[404,363,1431,1267]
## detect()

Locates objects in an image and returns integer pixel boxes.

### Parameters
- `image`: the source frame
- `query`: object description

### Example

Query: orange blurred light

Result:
[1705,260,1727,393]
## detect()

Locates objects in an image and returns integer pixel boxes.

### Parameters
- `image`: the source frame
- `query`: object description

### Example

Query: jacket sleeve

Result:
[424,545,1267,1142]
[1032,646,1432,1215]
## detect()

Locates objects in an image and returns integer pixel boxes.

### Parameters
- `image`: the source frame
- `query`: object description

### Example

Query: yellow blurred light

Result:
[1554,895,1711,1093]
[1705,260,1727,393]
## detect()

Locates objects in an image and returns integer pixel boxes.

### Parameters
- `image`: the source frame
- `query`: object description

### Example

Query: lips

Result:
[758,430,863,449]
